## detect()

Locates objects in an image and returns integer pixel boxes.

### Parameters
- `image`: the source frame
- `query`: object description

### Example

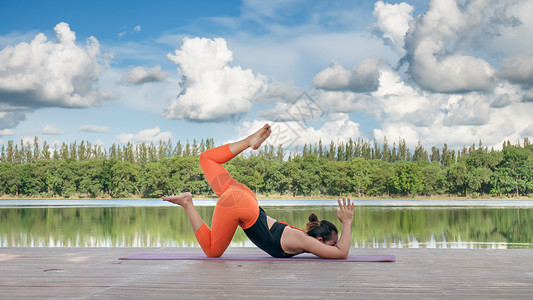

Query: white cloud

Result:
[78,125,110,133]
[133,25,141,32]
[372,1,414,54]
[0,22,114,129]
[312,59,380,92]
[121,65,169,85]
[115,126,172,144]
[369,75,533,150]
[402,0,497,93]
[231,0,533,152]
[42,124,64,135]
[372,66,429,118]
[357,64,528,149]
[0,22,114,108]
[165,37,266,122]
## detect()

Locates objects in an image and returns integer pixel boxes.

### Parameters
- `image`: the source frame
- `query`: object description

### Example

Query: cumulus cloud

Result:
[241,0,533,151]
[499,54,533,87]
[133,26,141,32]
[372,66,430,117]
[312,59,380,93]
[42,124,64,135]
[115,126,172,144]
[368,65,507,148]
[0,22,113,129]
[164,37,266,122]
[372,1,413,54]
[0,22,113,108]
[121,65,169,85]
[368,71,533,150]
[399,0,497,93]
[78,125,110,133]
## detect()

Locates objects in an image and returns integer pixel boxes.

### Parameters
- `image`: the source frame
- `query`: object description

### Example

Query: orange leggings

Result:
[196,144,259,257]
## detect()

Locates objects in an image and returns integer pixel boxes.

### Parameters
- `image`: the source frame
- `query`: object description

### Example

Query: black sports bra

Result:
[243,207,296,258]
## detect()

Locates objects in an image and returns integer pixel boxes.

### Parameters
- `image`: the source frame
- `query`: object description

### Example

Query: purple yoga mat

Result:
[119,252,395,262]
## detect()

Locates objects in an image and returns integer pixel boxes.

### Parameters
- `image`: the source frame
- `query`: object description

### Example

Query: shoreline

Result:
[1,194,533,201]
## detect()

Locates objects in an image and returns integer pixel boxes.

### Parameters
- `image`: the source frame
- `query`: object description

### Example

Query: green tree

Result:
[141,161,170,198]
[390,162,422,196]
[498,146,533,196]
[77,160,104,197]
[322,160,349,196]
[348,157,371,197]
[249,170,265,194]
[110,161,141,197]
[367,160,394,196]
[446,160,469,196]
[419,161,445,196]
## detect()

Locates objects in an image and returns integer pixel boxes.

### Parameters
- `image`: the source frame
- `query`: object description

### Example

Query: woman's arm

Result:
[283,198,355,259]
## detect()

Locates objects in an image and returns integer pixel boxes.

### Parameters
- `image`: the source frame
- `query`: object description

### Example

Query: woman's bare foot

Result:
[162,192,193,207]
[249,123,272,150]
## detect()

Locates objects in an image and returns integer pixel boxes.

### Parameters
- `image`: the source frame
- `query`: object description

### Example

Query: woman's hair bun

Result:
[308,213,319,222]
[306,213,322,233]
[306,212,338,240]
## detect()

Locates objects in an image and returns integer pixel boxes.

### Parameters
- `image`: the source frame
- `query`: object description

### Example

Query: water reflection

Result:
[1,205,531,249]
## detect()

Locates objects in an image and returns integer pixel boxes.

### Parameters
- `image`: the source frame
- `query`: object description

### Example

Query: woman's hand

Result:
[335,197,355,225]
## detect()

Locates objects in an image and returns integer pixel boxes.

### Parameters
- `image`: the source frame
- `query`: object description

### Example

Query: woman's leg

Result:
[229,123,272,154]
[163,192,203,232]
[163,124,271,257]
[199,123,271,197]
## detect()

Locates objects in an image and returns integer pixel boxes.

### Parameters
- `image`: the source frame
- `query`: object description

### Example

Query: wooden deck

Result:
[1,247,532,299]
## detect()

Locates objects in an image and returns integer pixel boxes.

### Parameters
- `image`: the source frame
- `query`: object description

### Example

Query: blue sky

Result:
[1,0,532,154]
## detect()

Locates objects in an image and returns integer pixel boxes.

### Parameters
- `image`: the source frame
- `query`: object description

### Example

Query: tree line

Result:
[0,136,532,198]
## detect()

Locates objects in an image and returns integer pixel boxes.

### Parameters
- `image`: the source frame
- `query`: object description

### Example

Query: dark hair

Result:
[306,213,338,241]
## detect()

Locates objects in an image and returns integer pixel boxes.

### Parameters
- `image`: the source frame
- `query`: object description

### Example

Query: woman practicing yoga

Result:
[163,124,355,259]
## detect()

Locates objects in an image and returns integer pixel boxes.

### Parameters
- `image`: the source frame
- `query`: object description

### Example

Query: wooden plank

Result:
[0,247,532,299]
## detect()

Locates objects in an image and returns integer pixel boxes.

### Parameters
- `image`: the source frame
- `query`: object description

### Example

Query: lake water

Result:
[1,199,532,249]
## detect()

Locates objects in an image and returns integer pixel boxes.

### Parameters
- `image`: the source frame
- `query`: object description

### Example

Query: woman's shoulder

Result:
[283,225,310,240]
